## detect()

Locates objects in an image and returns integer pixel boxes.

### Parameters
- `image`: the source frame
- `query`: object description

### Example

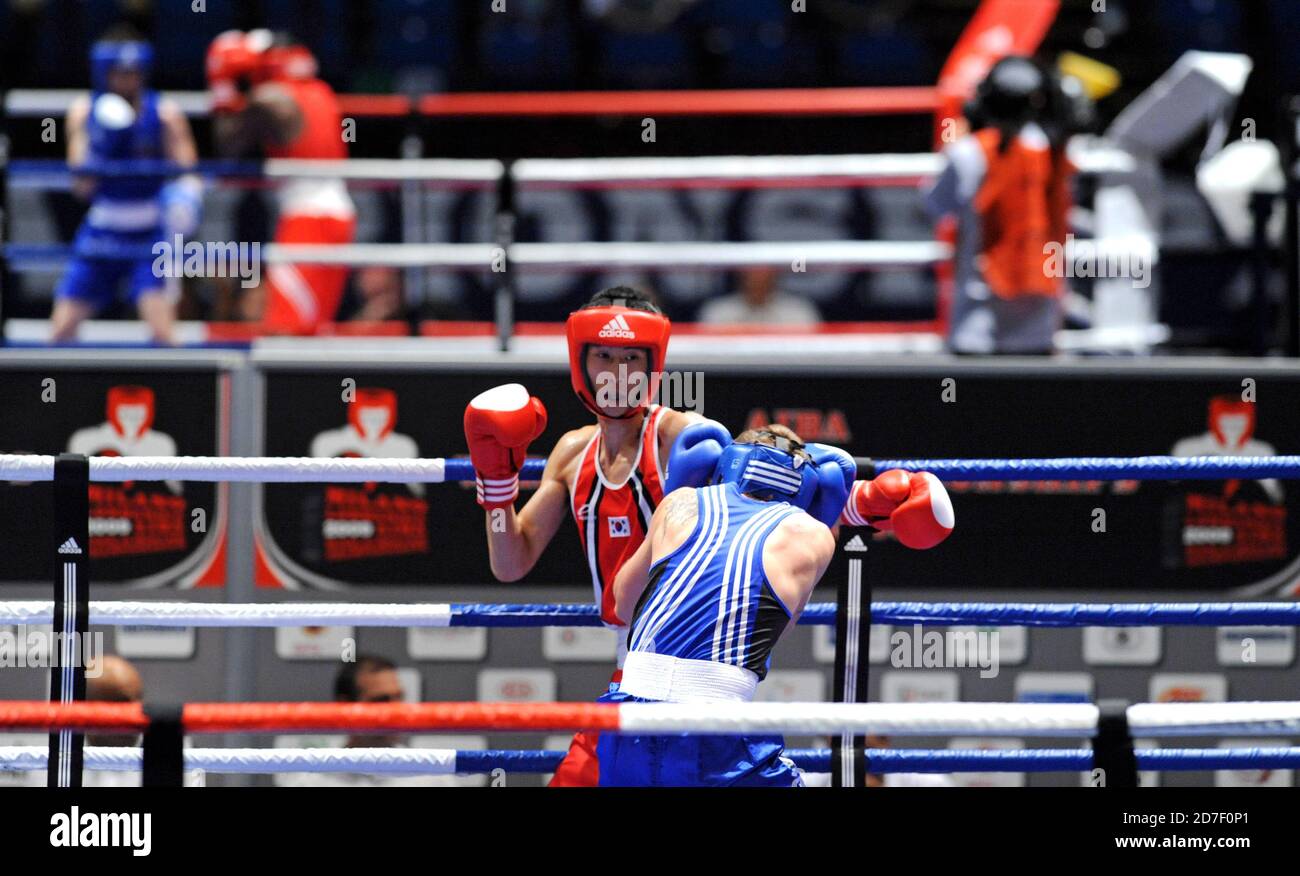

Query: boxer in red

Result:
[464,286,955,785]
[464,287,709,785]
[206,29,356,335]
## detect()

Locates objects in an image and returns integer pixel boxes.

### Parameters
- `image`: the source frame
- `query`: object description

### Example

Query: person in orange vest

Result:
[925,56,1075,355]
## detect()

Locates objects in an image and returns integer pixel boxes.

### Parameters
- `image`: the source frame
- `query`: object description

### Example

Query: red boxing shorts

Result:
[262,213,356,336]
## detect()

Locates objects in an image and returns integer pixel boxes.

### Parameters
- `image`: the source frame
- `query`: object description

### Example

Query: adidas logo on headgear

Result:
[598,315,636,340]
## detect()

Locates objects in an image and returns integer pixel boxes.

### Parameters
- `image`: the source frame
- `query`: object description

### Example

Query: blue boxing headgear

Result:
[712,433,818,510]
[91,40,154,93]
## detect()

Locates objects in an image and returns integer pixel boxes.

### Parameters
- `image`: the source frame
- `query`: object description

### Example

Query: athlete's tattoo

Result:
[662,489,698,529]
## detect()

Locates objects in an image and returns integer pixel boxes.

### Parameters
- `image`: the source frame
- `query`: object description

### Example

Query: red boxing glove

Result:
[841,470,954,549]
[207,30,259,112]
[464,383,548,509]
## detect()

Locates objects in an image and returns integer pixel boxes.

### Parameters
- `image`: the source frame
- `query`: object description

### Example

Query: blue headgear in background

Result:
[91,40,154,93]
[711,432,818,510]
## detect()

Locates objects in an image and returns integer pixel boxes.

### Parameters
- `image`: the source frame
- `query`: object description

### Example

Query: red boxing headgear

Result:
[349,388,398,440]
[1208,396,1255,447]
[256,43,317,82]
[206,30,261,111]
[106,385,156,439]
[565,305,671,418]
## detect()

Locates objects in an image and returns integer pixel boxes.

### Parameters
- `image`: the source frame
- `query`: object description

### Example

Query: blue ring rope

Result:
[453,747,1300,774]
[506,456,1300,483]
[458,457,1300,483]
[446,601,1300,628]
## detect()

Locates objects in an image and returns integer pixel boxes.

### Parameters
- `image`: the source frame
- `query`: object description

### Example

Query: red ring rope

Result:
[0,701,621,734]
[331,87,939,119]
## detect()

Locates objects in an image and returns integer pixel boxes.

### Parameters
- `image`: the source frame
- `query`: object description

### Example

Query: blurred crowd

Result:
[4,1,1299,353]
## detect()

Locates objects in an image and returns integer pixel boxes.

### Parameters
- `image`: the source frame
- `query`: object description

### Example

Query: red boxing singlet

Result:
[569,405,668,627]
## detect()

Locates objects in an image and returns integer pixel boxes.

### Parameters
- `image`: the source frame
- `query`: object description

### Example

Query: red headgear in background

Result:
[1208,396,1255,447]
[349,388,398,441]
[106,385,156,439]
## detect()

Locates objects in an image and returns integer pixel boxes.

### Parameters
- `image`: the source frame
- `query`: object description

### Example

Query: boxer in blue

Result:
[51,27,201,344]
[596,425,854,786]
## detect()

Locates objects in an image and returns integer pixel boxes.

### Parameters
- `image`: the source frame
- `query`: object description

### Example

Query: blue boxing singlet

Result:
[596,483,805,787]
[56,90,170,309]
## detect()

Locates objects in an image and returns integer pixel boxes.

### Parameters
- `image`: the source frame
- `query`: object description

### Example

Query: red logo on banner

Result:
[69,385,189,559]
[311,388,429,563]
[87,484,188,557]
[744,408,851,443]
[322,486,428,561]
[1171,396,1287,569]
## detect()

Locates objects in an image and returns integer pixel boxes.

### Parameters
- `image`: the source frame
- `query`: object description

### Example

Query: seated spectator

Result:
[85,654,144,748]
[335,654,406,750]
[275,654,463,787]
[697,267,821,326]
[349,266,404,324]
[83,654,204,787]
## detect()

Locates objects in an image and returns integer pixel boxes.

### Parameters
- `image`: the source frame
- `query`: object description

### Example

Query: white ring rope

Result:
[263,240,953,269]
[0,454,448,483]
[620,702,1103,737]
[513,154,944,182]
[1127,702,1300,737]
[619,702,1300,737]
[0,746,459,775]
[265,243,499,268]
[260,239,1148,271]
[0,601,455,627]
[264,158,502,182]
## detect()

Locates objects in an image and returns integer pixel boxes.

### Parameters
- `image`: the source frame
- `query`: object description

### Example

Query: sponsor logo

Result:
[843,534,868,552]
[597,315,636,340]
[744,408,851,443]
[57,538,82,555]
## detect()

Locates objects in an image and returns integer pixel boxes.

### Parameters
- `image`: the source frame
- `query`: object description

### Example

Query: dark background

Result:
[261,364,1300,592]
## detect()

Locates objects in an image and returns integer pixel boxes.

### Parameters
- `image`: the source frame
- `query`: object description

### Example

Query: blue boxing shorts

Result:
[595,688,803,787]
[54,222,168,311]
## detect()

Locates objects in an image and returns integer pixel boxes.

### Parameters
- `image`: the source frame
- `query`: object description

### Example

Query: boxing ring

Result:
[3,137,1147,354]
[2,452,1299,787]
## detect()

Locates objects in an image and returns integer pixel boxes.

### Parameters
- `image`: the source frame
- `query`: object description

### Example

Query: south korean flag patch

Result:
[608,516,631,538]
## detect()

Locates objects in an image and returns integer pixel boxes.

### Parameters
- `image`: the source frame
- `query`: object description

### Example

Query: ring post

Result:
[48,453,90,788]
[1283,95,1300,357]
[1092,700,1139,788]
[0,99,9,347]
[399,91,429,325]
[493,159,518,353]
[831,525,873,787]
[141,704,185,787]
[1250,190,1275,355]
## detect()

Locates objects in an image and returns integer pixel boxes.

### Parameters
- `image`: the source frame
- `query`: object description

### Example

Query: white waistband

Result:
[88,200,161,232]
[619,651,758,703]
[278,178,356,220]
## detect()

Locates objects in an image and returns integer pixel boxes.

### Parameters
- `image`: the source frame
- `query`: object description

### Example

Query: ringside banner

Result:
[257,363,1300,594]
[0,367,228,588]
